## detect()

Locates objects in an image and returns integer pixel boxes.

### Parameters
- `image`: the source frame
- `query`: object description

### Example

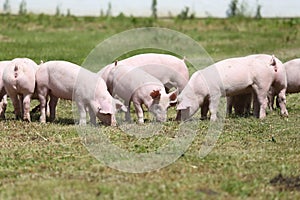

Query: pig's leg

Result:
[133,102,144,124]
[277,89,288,116]
[76,101,86,125]
[125,100,131,122]
[49,94,58,122]
[209,94,221,121]
[23,93,32,122]
[252,93,259,118]
[267,87,275,111]
[244,93,252,116]
[253,87,268,119]
[9,92,21,120]
[201,98,209,120]
[259,96,268,119]
[19,94,24,118]
[38,88,48,123]
[226,96,233,115]
[0,95,7,119]
[87,104,96,126]
[46,102,50,117]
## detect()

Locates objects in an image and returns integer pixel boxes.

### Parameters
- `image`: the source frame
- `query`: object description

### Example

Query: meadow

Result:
[0,14,300,199]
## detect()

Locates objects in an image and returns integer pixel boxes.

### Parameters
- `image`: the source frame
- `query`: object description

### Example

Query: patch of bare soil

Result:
[270,173,300,191]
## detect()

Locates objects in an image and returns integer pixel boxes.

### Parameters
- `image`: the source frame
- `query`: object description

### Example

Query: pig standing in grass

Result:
[176,54,288,121]
[98,53,189,93]
[36,61,127,126]
[268,58,300,110]
[0,61,10,119]
[107,64,177,123]
[2,58,38,121]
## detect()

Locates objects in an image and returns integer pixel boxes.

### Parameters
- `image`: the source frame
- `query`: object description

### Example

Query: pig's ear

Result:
[114,99,128,112]
[270,55,278,72]
[98,106,111,114]
[169,90,178,106]
[150,90,161,100]
[176,97,192,110]
[98,101,114,114]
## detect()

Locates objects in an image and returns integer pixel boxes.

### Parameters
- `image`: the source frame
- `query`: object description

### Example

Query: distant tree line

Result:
[1,0,262,19]
[227,0,262,19]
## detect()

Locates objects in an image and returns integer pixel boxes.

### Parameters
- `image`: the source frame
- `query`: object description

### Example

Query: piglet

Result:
[107,64,177,123]
[3,58,38,121]
[36,61,127,126]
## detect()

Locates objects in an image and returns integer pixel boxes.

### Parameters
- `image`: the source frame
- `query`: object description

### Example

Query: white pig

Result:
[36,61,127,126]
[176,54,288,121]
[98,53,189,93]
[0,61,10,119]
[2,58,38,121]
[269,58,300,110]
[107,64,177,123]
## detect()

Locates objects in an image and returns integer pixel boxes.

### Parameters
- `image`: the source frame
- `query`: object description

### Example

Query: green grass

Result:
[1,14,300,199]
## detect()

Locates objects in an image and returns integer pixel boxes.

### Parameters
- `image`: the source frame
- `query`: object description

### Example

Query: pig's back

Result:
[110,65,162,101]
[41,61,81,100]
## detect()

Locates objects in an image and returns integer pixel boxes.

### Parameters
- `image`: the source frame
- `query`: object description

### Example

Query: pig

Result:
[176,54,288,121]
[284,58,300,93]
[98,53,189,93]
[107,64,177,123]
[35,61,127,126]
[2,58,38,121]
[268,58,300,110]
[0,61,10,119]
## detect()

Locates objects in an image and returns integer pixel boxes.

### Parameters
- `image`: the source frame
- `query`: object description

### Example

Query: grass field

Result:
[1,14,300,199]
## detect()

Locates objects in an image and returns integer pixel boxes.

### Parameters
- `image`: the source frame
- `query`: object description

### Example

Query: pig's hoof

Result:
[23,118,31,122]
[137,120,144,124]
[39,117,46,123]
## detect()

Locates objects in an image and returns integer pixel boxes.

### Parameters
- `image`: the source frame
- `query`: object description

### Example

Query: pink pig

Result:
[268,58,300,110]
[2,58,38,121]
[107,64,177,123]
[36,61,127,126]
[0,61,10,119]
[98,53,189,93]
[176,54,288,121]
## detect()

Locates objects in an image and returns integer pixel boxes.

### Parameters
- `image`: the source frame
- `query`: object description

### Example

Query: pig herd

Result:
[0,53,298,126]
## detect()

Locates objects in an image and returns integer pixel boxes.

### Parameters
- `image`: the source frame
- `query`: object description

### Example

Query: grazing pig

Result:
[268,58,300,110]
[284,58,300,93]
[2,58,38,121]
[107,65,177,123]
[36,61,127,126]
[176,54,288,121]
[98,53,189,93]
[0,61,10,119]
